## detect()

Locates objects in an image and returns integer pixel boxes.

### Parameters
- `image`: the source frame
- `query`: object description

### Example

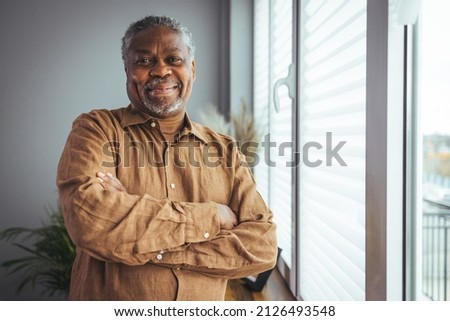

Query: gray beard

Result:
[142,96,183,117]
[142,79,184,117]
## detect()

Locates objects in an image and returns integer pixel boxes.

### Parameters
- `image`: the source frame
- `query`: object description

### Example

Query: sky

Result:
[420,0,450,135]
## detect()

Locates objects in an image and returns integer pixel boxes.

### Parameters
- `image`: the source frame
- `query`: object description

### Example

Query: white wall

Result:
[0,0,228,300]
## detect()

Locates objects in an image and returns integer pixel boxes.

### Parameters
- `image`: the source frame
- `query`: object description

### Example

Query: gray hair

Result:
[121,15,196,62]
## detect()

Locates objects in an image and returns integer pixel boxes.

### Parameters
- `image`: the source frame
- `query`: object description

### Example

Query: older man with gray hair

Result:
[57,15,277,301]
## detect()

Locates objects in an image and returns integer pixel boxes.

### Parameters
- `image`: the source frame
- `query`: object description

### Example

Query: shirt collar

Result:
[120,104,208,144]
[120,104,152,127]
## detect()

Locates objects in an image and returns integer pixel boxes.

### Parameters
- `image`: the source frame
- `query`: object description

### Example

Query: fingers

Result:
[96,172,127,192]
[217,203,238,230]
[226,206,238,226]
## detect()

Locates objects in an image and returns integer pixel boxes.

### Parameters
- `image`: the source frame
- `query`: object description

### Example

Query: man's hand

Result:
[97,172,127,192]
[216,204,238,230]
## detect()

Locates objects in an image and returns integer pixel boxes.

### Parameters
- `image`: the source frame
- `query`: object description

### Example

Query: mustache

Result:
[144,78,180,90]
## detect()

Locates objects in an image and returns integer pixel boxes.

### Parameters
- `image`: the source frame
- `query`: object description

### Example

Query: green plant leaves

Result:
[0,205,75,298]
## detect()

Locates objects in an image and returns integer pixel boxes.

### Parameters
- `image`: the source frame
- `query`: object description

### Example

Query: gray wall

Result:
[230,0,253,115]
[0,0,230,300]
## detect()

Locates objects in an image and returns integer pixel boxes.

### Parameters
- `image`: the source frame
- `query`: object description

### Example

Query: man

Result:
[57,15,277,301]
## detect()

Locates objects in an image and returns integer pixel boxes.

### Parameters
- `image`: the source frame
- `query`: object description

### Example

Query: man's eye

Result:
[136,58,152,65]
[167,57,182,64]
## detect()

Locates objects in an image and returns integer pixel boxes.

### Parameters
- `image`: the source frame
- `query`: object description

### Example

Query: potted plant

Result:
[0,205,75,298]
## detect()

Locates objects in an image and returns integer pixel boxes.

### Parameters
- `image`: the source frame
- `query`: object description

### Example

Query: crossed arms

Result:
[57,112,277,279]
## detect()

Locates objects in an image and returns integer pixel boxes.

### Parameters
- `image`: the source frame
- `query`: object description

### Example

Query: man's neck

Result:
[157,111,186,142]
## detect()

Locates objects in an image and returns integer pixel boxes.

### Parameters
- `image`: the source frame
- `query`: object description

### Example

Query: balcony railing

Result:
[422,203,450,301]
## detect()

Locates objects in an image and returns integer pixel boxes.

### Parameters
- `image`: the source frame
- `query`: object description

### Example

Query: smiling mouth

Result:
[148,84,179,96]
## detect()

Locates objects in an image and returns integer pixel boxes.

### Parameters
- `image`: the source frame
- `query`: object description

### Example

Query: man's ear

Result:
[191,60,196,81]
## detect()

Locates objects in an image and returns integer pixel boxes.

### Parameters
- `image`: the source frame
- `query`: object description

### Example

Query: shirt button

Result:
[156,254,163,260]
[150,122,156,128]
[203,232,210,239]
[170,183,176,189]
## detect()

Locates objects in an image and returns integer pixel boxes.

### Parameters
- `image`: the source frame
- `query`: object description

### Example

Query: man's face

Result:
[125,27,196,118]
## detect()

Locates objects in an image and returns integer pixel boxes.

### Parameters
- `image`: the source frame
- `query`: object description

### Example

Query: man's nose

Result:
[150,60,171,78]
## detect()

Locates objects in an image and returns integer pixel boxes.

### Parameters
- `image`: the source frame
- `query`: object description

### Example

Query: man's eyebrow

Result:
[133,48,152,55]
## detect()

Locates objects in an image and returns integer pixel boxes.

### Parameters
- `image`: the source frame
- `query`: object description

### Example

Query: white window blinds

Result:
[254,0,294,269]
[298,0,367,300]
[253,0,270,204]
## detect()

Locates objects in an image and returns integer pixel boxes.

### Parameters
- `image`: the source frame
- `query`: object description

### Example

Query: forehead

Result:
[128,27,188,54]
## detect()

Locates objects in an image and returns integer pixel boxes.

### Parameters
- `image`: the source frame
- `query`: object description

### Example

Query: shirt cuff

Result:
[179,201,220,243]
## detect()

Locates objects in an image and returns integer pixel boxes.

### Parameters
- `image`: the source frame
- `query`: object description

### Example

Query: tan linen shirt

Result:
[57,105,277,300]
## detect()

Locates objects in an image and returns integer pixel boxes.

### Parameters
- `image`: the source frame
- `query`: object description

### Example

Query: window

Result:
[253,0,450,302]
[254,0,368,299]
[409,0,450,301]
[297,0,367,300]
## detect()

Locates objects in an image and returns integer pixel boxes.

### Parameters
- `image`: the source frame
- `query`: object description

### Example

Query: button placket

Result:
[163,144,171,197]
[165,144,178,198]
